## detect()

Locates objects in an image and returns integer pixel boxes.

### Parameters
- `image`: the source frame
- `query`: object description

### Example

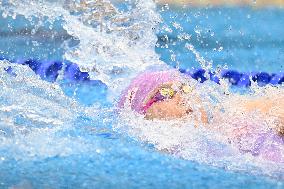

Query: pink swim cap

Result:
[118,70,182,114]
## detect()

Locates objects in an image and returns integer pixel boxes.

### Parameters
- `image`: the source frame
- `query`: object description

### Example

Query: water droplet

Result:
[31,29,36,35]
[2,11,8,18]
[12,13,17,19]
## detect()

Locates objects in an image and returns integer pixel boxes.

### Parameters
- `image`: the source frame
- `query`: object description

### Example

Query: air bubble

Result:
[31,29,36,35]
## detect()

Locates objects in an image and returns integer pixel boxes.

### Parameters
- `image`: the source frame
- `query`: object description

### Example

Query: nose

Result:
[186,108,193,114]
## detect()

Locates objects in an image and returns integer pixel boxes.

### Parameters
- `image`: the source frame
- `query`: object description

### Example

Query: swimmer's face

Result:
[145,92,193,120]
[144,83,193,120]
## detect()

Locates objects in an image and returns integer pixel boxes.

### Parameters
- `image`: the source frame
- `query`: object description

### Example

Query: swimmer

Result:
[119,70,284,162]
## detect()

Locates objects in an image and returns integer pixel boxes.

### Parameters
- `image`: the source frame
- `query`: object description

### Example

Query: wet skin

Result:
[144,90,284,135]
[145,93,208,123]
[242,97,284,135]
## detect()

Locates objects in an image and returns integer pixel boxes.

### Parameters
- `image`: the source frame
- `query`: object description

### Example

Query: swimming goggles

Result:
[143,83,193,113]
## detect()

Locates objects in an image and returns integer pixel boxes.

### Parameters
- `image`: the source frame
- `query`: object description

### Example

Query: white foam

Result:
[1,0,164,95]
[116,78,284,178]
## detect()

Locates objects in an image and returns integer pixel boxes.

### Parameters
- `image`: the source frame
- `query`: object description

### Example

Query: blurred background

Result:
[158,0,284,7]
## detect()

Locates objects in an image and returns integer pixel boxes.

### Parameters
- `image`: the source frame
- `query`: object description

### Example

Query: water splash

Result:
[0,60,110,160]
[116,77,284,178]
[1,0,163,94]
[0,0,283,181]
[0,0,165,162]
[0,62,62,153]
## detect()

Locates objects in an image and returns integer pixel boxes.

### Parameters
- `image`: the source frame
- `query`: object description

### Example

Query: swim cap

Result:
[118,70,182,114]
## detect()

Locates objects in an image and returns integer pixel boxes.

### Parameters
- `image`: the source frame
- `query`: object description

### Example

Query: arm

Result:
[242,96,284,136]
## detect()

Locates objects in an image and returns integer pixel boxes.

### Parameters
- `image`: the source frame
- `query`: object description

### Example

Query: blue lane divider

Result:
[238,74,251,87]
[64,63,90,82]
[179,68,283,86]
[2,58,284,87]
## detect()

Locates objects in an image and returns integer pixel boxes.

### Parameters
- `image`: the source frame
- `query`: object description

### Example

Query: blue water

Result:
[157,7,284,73]
[0,6,284,189]
[1,7,283,72]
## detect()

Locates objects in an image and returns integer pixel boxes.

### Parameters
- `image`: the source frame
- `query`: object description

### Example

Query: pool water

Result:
[157,7,284,73]
[0,2,284,189]
[1,7,284,73]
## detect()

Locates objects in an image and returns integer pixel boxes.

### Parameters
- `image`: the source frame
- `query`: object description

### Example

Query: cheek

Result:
[145,99,190,119]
